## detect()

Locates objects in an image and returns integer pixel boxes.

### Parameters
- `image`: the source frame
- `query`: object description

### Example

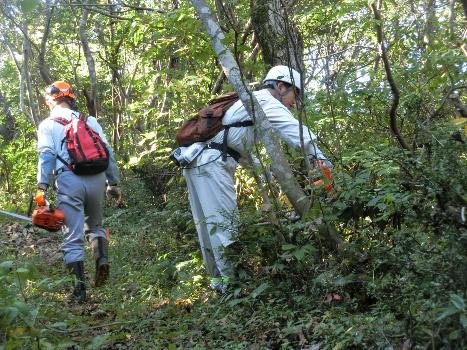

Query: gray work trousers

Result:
[55,170,106,264]
[183,155,238,277]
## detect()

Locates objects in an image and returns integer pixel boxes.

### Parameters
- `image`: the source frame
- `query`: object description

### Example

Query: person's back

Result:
[35,81,121,303]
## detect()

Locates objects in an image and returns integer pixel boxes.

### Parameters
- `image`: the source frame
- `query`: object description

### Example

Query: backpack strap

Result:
[52,117,70,126]
[77,112,88,122]
[221,120,254,161]
[56,154,70,168]
[51,117,72,169]
[207,142,242,163]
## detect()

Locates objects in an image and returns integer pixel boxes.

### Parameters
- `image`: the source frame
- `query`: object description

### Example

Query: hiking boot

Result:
[209,278,229,294]
[66,261,86,304]
[91,237,109,287]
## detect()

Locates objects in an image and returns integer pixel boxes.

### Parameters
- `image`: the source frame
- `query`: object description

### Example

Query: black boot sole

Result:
[95,261,109,287]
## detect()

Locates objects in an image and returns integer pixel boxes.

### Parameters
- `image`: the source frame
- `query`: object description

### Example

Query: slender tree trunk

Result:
[0,90,16,143]
[22,23,40,127]
[211,20,254,94]
[250,0,303,71]
[460,0,467,19]
[423,0,436,47]
[448,0,456,36]
[79,6,98,116]
[190,0,311,217]
[38,0,54,84]
[371,2,411,151]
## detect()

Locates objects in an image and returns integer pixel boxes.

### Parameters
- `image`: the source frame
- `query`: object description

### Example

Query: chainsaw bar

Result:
[0,209,32,222]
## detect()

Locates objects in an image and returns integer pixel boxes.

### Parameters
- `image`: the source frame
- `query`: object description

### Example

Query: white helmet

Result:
[263,65,301,91]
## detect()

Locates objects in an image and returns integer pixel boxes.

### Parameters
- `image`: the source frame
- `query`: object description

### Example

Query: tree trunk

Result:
[211,20,254,94]
[190,0,311,217]
[423,0,436,47]
[250,0,303,72]
[38,0,54,85]
[460,0,467,19]
[1,40,35,129]
[0,90,16,143]
[22,22,40,127]
[371,2,411,151]
[79,6,98,116]
[250,0,311,172]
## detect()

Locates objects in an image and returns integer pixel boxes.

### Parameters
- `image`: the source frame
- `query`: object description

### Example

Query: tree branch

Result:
[211,19,254,94]
[78,4,97,116]
[371,2,411,151]
[38,0,55,84]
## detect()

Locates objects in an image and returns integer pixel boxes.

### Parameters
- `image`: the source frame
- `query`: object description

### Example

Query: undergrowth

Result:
[1,122,466,349]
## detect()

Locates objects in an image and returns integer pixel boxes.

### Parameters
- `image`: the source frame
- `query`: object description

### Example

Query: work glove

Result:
[106,185,122,201]
[34,188,47,207]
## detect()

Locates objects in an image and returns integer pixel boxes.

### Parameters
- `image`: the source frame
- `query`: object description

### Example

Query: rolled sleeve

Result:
[105,146,120,185]
[36,121,57,187]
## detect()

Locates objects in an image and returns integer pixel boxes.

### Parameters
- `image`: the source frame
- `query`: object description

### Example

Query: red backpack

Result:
[53,113,109,175]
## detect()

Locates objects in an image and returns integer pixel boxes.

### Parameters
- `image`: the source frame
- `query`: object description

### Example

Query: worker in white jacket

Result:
[182,66,331,292]
[35,81,121,303]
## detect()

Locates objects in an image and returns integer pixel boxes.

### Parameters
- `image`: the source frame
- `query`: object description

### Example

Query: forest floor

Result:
[1,184,465,349]
[1,216,324,350]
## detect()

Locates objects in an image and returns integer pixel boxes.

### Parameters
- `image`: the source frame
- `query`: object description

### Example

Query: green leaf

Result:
[50,322,67,330]
[460,314,467,328]
[448,330,460,340]
[367,197,379,206]
[282,244,297,251]
[0,261,14,273]
[450,294,465,311]
[86,334,110,350]
[0,306,19,324]
[20,0,38,13]
[436,306,459,321]
[227,298,244,307]
[251,282,269,299]
[16,267,30,274]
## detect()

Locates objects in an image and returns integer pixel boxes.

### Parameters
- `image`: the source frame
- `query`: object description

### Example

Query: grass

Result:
[1,174,466,349]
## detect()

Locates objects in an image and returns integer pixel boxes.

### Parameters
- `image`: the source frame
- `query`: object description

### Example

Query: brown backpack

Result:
[176,92,241,146]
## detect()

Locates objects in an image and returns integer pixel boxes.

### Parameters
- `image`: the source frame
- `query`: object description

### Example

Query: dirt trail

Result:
[0,222,63,265]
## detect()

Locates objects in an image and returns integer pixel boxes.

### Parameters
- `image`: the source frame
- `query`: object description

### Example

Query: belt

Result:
[206,142,241,163]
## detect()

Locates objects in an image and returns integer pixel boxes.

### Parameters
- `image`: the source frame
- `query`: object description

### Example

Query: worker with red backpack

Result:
[177,66,332,293]
[35,81,121,303]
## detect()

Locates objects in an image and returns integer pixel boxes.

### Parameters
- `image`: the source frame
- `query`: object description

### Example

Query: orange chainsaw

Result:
[30,190,65,231]
[0,206,65,232]
[31,206,65,232]
[0,194,65,232]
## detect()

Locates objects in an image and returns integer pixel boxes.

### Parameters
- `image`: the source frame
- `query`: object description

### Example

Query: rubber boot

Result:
[66,261,86,304]
[91,237,109,287]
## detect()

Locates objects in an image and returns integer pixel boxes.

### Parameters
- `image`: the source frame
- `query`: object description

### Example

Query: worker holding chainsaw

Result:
[35,81,121,303]
[176,65,332,293]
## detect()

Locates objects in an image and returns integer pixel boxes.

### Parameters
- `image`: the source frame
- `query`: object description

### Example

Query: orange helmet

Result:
[45,81,76,100]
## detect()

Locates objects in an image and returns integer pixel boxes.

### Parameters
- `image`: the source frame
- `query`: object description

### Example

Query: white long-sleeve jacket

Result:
[194,89,330,166]
[36,106,120,187]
